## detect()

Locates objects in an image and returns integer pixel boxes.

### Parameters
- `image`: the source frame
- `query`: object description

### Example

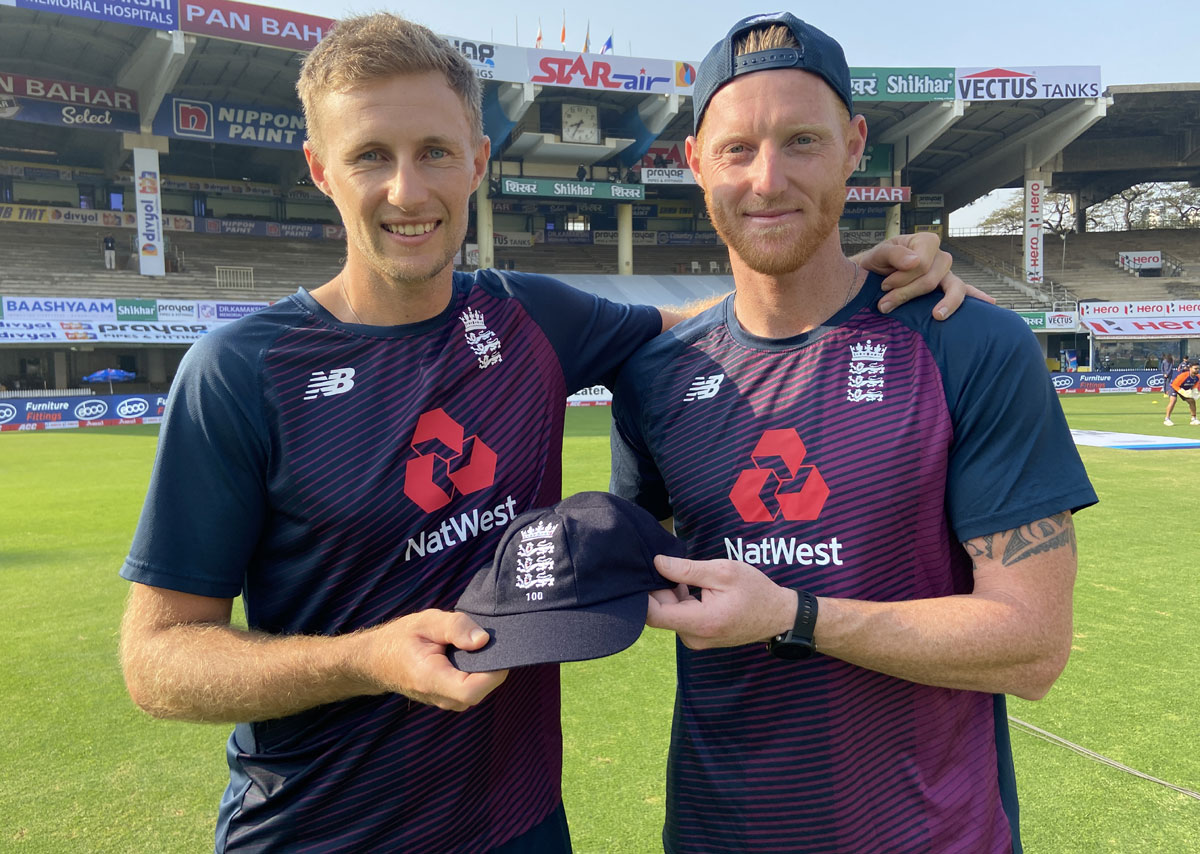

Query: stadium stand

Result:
[950,230,1200,303]
[0,222,342,301]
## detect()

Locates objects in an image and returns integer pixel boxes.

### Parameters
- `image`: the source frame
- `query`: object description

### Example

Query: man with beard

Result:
[610,13,1097,853]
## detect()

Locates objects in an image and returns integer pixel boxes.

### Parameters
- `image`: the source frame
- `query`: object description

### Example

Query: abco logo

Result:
[1051,375,1074,389]
[116,398,149,418]
[403,408,497,513]
[74,400,108,421]
[729,429,829,522]
[0,403,16,424]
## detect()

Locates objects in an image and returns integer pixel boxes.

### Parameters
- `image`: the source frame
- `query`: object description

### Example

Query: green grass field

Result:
[2,394,1197,852]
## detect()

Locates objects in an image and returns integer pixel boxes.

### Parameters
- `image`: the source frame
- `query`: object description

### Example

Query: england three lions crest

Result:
[847,339,886,402]
[461,307,503,370]
[515,520,558,590]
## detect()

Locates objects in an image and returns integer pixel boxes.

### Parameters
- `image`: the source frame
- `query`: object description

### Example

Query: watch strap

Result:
[767,589,818,659]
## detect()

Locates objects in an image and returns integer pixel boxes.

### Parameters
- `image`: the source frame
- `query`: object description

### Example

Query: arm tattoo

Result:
[963,534,994,560]
[1000,512,1076,566]
[967,511,1076,568]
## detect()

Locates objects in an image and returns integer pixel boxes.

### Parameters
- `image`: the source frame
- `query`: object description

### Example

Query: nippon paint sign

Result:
[152,96,306,150]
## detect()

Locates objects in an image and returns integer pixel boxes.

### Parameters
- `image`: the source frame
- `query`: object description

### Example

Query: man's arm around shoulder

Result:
[120,583,507,721]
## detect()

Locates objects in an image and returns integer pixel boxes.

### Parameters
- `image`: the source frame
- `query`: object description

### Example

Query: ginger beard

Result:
[702,176,846,277]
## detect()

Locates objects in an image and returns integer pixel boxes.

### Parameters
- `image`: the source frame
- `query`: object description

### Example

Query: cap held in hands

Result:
[449,491,685,672]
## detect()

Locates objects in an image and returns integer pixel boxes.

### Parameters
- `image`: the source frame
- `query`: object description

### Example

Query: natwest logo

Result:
[403,409,497,513]
[729,429,829,522]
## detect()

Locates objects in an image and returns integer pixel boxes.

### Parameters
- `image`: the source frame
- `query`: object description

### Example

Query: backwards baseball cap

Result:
[692,11,853,135]
[448,491,685,673]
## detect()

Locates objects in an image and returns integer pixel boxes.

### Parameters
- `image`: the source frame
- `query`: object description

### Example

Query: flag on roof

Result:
[559,11,566,49]
[600,33,614,55]
[582,22,590,54]
[535,20,543,49]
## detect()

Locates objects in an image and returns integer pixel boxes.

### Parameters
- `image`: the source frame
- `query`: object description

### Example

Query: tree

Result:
[975,191,1074,235]
[972,182,1200,234]
[1085,183,1200,231]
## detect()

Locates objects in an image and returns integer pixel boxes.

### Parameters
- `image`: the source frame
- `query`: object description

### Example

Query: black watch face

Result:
[769,637,814,660]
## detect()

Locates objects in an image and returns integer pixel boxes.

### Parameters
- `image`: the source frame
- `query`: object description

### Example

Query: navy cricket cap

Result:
[448,492,685,672]
[692,11,853,135]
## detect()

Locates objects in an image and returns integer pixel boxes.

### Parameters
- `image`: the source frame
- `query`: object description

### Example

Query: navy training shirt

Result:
[122,270,661,853]
[611,274,1097,854]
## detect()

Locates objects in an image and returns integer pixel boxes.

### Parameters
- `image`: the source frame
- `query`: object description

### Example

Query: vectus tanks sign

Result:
[955,67,1101,100]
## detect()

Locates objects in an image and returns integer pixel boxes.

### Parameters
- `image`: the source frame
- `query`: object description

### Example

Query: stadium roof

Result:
[2,2,1198,212]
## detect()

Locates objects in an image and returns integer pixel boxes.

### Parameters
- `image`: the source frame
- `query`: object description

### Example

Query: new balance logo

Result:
[684,373,725,401]
[303,367,356,400]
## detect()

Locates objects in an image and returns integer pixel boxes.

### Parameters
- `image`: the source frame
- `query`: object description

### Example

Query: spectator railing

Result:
[215,266,255,290]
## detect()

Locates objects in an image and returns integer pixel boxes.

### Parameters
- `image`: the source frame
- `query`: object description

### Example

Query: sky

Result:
[272,0,1199,86]
[268,0,1200,225]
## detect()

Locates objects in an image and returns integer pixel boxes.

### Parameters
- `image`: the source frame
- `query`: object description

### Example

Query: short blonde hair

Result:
[736,24,798,55]
[697,25,806,147]
[297,13,483,152]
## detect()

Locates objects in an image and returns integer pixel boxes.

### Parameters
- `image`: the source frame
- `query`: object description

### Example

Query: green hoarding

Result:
[848,68,956,102]
[498,176,646,202]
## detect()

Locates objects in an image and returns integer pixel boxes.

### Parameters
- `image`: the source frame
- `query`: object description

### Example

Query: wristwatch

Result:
[767,590,819,660]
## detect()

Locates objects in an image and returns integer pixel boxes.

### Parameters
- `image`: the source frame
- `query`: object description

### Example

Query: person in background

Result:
[1163,362,1200,426]
[1159,351,1175,398]
[102,233,117,270]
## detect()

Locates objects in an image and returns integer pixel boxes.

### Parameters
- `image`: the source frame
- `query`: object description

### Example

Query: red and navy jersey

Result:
[121,270,660,853]
[611,274,1096,854]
